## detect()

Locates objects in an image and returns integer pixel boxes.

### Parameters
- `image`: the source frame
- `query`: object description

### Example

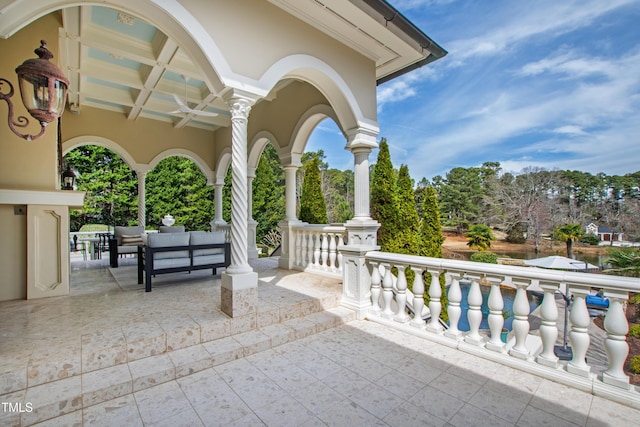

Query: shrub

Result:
[580,235,600,245]
[629,324,640,338]
[470,251,498,264]
[631,355,640,375]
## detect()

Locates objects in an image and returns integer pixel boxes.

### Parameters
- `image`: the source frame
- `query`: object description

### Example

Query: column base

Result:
[221,271,258,318]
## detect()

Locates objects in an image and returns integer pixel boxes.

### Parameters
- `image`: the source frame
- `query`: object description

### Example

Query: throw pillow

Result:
[121,234,143,246]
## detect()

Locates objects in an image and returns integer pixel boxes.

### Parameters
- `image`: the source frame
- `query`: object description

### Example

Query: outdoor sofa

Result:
[137,231,230,292]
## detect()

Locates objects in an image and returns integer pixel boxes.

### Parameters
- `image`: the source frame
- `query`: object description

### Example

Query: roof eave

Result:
[355,0,447,84]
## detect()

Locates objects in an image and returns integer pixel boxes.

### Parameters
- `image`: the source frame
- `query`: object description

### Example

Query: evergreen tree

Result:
[252,144,285,242]
[145,156,214,230]
[420,186,444,258]
[371,138,398,251]
[391,165,420,255]
[65,146,137,230]
[299,157,328,223]
[419,185,447,322]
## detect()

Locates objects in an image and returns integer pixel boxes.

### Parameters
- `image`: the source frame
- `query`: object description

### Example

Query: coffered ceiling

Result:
[53,2,442,132]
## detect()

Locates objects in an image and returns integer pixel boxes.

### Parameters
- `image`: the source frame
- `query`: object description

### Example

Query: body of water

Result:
[451,281,543,332]
[451,250,608,269]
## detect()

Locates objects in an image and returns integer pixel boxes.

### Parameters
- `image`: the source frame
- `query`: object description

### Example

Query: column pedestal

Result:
[221,271,258,317]
[340,219,380,319]
[278,218,302,270]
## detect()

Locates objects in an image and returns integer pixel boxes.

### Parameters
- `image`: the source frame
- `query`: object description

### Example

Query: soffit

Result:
[55,1,438,132]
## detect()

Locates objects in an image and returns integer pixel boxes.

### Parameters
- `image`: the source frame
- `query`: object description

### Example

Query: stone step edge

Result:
[1,292,340,396]
[1,307,356,427]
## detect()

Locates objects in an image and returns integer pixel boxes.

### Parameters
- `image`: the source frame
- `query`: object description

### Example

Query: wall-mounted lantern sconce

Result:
[0,40,69,141]
[62,166,76,190]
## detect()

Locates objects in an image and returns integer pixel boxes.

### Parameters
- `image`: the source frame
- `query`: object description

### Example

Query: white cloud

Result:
[552,125,587,136]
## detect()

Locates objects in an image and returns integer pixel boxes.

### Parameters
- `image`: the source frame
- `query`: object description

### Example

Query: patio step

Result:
[0,306,356,426]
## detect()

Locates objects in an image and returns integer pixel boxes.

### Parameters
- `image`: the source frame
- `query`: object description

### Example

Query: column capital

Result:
[134,164,153,176]
[280,152,302,168]
[344,127,379,150]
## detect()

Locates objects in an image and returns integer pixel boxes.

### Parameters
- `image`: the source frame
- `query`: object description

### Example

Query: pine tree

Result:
[392,165,420,255]
[299,157,328,223]
[252,144,285,242]
[420,186,444,258]
[420,184,447,322]
[371,138,398,251]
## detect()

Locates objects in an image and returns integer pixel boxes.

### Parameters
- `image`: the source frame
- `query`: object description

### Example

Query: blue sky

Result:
[306,0,640,181]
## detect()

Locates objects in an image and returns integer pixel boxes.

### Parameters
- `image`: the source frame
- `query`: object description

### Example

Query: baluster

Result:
[602,291,631,388]
[509,278,531,359]
[426,269,443,333]
[295,230,302,267]
[328,232,337,271]
[370,261,381,312]
[464,275,483,345]
[567,286,591,376]
[313,231,321,267]
[444,273,462,339]
[337,233,345,272]
[381,263,394,319]
[306,231,314,266]
[535,281,559,367]
[321,232,329,268]
[410,267,426,328]
[394,265,410,323]
[300,231,307,266]
[486,275,505,351]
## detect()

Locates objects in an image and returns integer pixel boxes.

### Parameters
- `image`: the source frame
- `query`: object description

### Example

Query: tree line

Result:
[432,163,640,247]
[66,143,640,251]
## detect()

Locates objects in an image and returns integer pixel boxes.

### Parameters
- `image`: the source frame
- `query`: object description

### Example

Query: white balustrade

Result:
[363,250,640,400]
[464,274,483,344]
[290,224,347,278]
[486,275,505,351]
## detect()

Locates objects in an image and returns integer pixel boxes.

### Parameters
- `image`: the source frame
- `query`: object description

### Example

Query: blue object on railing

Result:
[586,294,610,308]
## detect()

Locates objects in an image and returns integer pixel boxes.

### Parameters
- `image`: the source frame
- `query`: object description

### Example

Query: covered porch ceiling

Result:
[56,1,445,132]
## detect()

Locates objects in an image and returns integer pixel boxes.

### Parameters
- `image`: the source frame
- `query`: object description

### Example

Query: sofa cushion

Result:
[114,226,145,245]
[192,254,226,266]
[153,258,191,270]
[147,232,190,260]
[190,231,225,256]
[159,225,186,233]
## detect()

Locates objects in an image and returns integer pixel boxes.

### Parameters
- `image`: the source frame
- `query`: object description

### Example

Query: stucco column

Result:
[247,168,258,259]
[211,181,226,229]
[278,154,302,270]
[135,166,151,228]
[284,163,299,221]
[340,128,381,318]
[221,95,258,317]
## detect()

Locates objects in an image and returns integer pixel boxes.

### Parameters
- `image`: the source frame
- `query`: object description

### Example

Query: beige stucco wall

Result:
[0,14,62,300]
[0,13,61,190]
[182,0,377,125]
[248,81,333,151]
[62,106,217,169]
[0,205,27,300]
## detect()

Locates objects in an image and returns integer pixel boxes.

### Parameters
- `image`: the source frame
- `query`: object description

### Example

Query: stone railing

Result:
[364,251,640,407]
[291,224,347,278]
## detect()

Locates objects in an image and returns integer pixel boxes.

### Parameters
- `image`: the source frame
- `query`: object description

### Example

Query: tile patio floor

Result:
[1,255,640,426]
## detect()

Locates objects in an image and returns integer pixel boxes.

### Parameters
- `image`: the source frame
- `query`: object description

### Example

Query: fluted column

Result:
[221,94,258,318]
[136,166,150,228]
